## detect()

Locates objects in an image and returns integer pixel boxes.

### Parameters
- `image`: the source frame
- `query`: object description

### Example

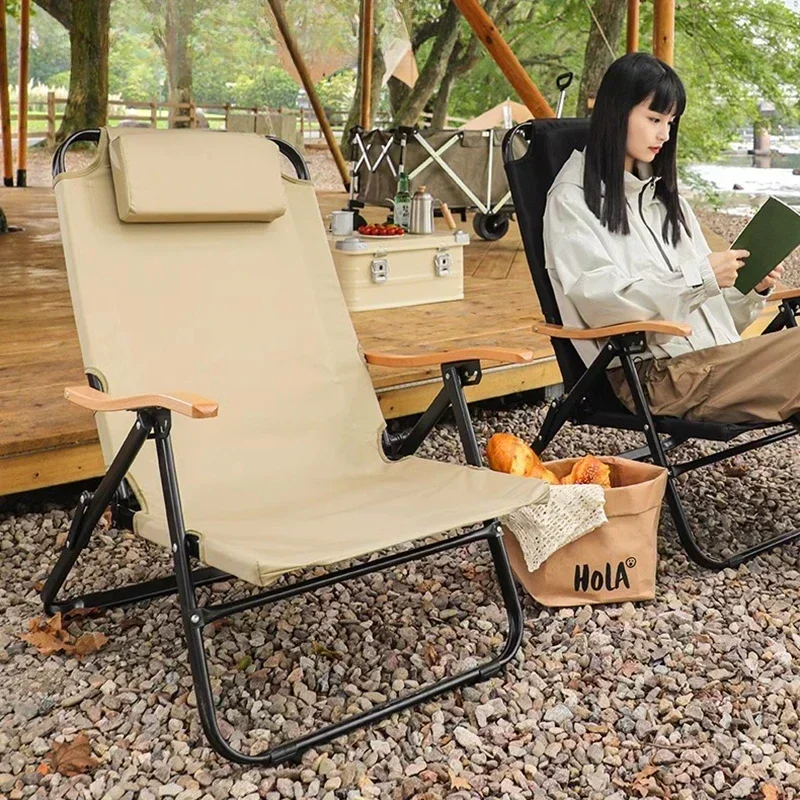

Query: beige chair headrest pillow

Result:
[109,130,288,224]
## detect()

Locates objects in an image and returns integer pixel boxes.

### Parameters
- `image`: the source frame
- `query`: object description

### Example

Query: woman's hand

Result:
[755,264,785,294]
[707,249,750,289]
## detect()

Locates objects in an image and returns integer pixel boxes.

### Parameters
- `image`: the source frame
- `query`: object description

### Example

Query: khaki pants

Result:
[607,327,800,424]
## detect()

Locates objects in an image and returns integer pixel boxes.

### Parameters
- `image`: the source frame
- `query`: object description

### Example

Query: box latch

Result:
[434,250,451,277]
[371,257,389,283]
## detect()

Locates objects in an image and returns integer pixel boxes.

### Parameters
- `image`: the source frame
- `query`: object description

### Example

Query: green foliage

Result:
[448,0,587,121]
[316,70,356,113]
[229,67,298,109]
[679,165,725,210]
[108,3,165,101]
[6,4,70,85]
[46,70,70,89]
[669,0,800,161]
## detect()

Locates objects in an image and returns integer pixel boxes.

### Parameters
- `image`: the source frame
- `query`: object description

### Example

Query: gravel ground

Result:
[2,399,800,800]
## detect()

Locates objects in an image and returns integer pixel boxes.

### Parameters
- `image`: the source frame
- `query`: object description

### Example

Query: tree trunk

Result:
[55,0,110,143]
[341,36,383,146]
[165,0,195,127]
[429,0,495,130]
[577,0,627,116]
[393,1,461,127]
[430,77,452,128]
[32,0,71,29]
[388,75,410,119]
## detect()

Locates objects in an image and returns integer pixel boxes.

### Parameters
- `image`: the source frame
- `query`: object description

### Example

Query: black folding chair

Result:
[503,118,800,570]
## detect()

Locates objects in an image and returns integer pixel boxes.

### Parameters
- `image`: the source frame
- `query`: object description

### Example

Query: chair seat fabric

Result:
[134,455,549,586]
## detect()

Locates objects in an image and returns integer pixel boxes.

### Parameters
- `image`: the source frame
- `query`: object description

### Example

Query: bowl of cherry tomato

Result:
[358,223,405,238]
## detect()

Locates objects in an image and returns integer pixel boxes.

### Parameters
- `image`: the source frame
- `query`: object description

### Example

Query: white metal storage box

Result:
[329,231,468,312]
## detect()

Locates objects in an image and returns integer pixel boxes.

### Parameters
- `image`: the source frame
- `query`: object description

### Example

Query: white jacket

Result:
[543,149,767,368]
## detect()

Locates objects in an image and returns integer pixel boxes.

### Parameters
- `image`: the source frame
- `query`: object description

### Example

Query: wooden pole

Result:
[653,0,675,65]
[16,0,30,186]
[267,0,350,191]
[451,0,554,118]
[360,0,374,129]
[0,0,12,185]
[627,0,639,53]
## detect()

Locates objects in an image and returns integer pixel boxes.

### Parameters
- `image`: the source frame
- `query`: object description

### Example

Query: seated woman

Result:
[543,52,797,425]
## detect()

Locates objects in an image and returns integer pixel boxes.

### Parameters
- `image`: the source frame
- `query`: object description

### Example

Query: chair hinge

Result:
[149,409,172,440]
[66,490,94,549]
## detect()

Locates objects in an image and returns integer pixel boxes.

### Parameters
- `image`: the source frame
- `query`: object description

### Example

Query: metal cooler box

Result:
[329,230,468,312]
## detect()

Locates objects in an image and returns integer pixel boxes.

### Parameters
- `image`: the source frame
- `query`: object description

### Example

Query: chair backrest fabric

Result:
[503,118,624,410]
[54,127,389,519]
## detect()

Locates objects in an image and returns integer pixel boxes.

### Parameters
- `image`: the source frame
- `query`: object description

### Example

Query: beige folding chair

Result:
[44,127,548,765]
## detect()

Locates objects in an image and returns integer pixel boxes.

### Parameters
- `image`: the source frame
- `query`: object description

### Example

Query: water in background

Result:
[687,129,800,214]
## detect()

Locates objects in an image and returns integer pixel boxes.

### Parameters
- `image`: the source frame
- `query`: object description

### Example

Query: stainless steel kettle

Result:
[409,185,434,234]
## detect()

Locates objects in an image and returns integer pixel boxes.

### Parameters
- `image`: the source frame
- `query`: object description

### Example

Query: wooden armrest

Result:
[363,346,534,368]
[64,385,219,419]
[533,320,692,340]
[770,284,800,302]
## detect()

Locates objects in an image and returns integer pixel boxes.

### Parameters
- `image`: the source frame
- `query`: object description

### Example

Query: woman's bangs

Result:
[649,72,686,118]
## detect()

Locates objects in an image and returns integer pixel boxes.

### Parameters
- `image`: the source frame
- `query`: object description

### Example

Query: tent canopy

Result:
[460,99,534,130]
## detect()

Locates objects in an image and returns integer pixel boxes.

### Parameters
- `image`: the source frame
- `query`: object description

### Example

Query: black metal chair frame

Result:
[45,131,525,766]
[502,118,800,571]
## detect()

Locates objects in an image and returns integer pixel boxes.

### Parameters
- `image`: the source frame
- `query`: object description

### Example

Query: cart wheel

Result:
[473,211,510,241]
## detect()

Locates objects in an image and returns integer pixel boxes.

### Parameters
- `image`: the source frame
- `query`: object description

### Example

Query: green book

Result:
[731,196,800,295]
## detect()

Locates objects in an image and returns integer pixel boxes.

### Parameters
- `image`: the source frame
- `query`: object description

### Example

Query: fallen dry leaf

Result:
[425,643,439,667]
[65,607,100,620]
[448,767,472,790]
[36,762,50,776]
[74,632,109,657]
[724,460,749,478]
[762,784,781,800]
[631,776,659,798]
[21,613,107,659]
[49,733,98,777]
[21,614,72,656]
[21,630,72,657]
[98,507,113,531]
[630,765,661,798]
[312,641,343,661]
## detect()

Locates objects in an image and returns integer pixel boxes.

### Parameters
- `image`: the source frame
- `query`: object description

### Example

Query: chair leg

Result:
[442,363,483,466]
[618,352,800,569]
[145,409,526,766]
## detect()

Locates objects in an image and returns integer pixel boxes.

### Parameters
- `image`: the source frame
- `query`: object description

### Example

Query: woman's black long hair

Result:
[584,52,688,246]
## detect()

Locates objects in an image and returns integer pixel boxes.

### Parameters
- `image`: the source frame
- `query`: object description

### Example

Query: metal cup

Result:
[330,210,354,236]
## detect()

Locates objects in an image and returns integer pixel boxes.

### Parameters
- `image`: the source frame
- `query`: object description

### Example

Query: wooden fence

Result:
[6,92,469,147]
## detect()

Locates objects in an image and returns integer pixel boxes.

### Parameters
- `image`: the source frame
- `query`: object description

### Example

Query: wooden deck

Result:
[0,186,784,495]
[0,187,558,495]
